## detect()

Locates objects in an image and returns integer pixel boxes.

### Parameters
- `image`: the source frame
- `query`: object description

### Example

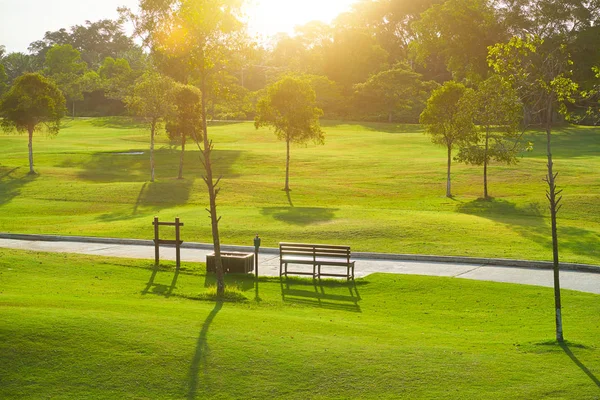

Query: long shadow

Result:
[96,179,194,222]
[321,120,424,134]
[521,126,600,159]
[141,264,180,298]
[187,301,223,400]
[280,277,363,313]
[0,167,37,206]
[260,207,338,226]
[76,148,242,183]
[560,342,600,388]
[457,198,600,261]
[89,116,147,129]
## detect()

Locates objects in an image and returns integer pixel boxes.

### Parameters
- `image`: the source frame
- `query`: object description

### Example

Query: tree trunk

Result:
[285,137,290,192]
[150,119,156,182]
[28,127,35,174]
[199,73,225,297]
[178,137,185,179]
[446,145,452,198]
[72,101,75,120]
[388,111,393,123]
[545,103,564,342]
[484,129,489,199]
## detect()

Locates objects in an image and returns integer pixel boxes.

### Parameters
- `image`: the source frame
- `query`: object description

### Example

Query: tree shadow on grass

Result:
[96,179,194,222]
[279,276,365,313]
[88,116,147,129]
[523,126,600,159]
[187,301,223,400]
[531,340,599,388]
[76,148,242,183]
[0,167,37,206]
[560,342,600,388]
[457,198,600,262]
[321,120,424,134]
[260,207,338,226]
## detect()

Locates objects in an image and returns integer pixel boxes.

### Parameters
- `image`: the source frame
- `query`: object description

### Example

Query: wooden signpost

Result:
[152,217,184,269]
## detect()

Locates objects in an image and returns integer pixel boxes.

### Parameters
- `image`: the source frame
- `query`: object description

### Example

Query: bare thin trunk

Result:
[446,145,452,198]
[178,137,185,179]
[199,74,225,297]
[285,137,290,191]
[545,102,564,342]
[484,129,489,199]
[150,119,156,182]
[28,128,34,174]
[388,111,393,123]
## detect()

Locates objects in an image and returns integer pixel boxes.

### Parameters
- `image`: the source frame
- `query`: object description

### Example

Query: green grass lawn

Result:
[0,117,599,264]
[1,248,599,399]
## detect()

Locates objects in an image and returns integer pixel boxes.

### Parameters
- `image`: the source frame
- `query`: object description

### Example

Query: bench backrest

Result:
[279,242,351,262]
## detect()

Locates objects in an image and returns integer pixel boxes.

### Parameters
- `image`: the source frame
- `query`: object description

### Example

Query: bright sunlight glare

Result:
[245,0,358,40]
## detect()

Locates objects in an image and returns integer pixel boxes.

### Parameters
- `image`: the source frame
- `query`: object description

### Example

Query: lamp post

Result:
[253,234,261,276]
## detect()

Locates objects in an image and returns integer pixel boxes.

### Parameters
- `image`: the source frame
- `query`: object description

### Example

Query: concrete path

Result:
[0,237,599,295]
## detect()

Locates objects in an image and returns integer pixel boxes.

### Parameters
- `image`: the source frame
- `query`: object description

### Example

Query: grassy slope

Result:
[0,118,599,264]
[1,249,599,399]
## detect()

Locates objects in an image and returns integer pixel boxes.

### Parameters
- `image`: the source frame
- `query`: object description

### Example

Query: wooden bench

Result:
[279,242,355,280]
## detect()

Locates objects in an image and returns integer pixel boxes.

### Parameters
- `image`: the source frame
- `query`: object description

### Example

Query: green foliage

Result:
[98,56,135,100]
[166,84,203,144]
[411,0,505,81]
[0,73,65,135]
[420,81,475,148]
[354,63,436,122]
[255,76,324,145]
[125,72,175,123]
[488,35,578,123]
[420,81,475,197]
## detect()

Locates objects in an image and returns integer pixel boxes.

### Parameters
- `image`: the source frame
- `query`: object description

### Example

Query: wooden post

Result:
[153,216,159,266]
[175,217,181,270]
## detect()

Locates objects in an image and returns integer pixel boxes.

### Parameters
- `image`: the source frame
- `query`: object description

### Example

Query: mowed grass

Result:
[0,117,599,264]
[0,248,599,399]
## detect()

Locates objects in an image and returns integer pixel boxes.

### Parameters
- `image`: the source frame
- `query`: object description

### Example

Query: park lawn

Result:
[0,248,599,399]
[0,117,599,265]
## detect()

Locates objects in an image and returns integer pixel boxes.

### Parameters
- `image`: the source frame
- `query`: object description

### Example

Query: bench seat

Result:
[279,242,355,280]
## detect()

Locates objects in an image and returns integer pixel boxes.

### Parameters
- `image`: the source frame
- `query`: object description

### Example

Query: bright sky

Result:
[0,0,358,53]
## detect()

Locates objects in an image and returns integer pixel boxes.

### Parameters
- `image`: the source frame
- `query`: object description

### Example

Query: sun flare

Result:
[245,0,358,39]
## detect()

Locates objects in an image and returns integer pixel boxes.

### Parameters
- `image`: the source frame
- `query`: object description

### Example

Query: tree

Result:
[411,0,505,81]
[489,35,579,342]
[0,73,66,174]
[354,63,434,122]
[255,76,325,192]
[455,75,524,198]
[44,44,88,117]
[1,52,41,83]
[125,72,175,182]
[123,0,246,297]
[98,57,136,100]
[420,81,475,197]
[166,84,202,179]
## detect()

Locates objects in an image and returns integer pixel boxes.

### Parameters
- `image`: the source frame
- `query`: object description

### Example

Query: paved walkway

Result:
[0,238,599,295]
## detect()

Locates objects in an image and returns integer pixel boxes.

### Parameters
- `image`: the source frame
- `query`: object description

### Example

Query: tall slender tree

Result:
[420,81,475,197]
[166,84,202,179]
[255,76,324,192]
[455,75,524,198]
[123,0,246,296]
[489,35,579,342]
[0,73,66,174]
[125,71,175,182]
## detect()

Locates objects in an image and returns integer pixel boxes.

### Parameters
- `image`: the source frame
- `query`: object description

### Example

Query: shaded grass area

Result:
[0,248,599,399]
[0,118,599,264]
